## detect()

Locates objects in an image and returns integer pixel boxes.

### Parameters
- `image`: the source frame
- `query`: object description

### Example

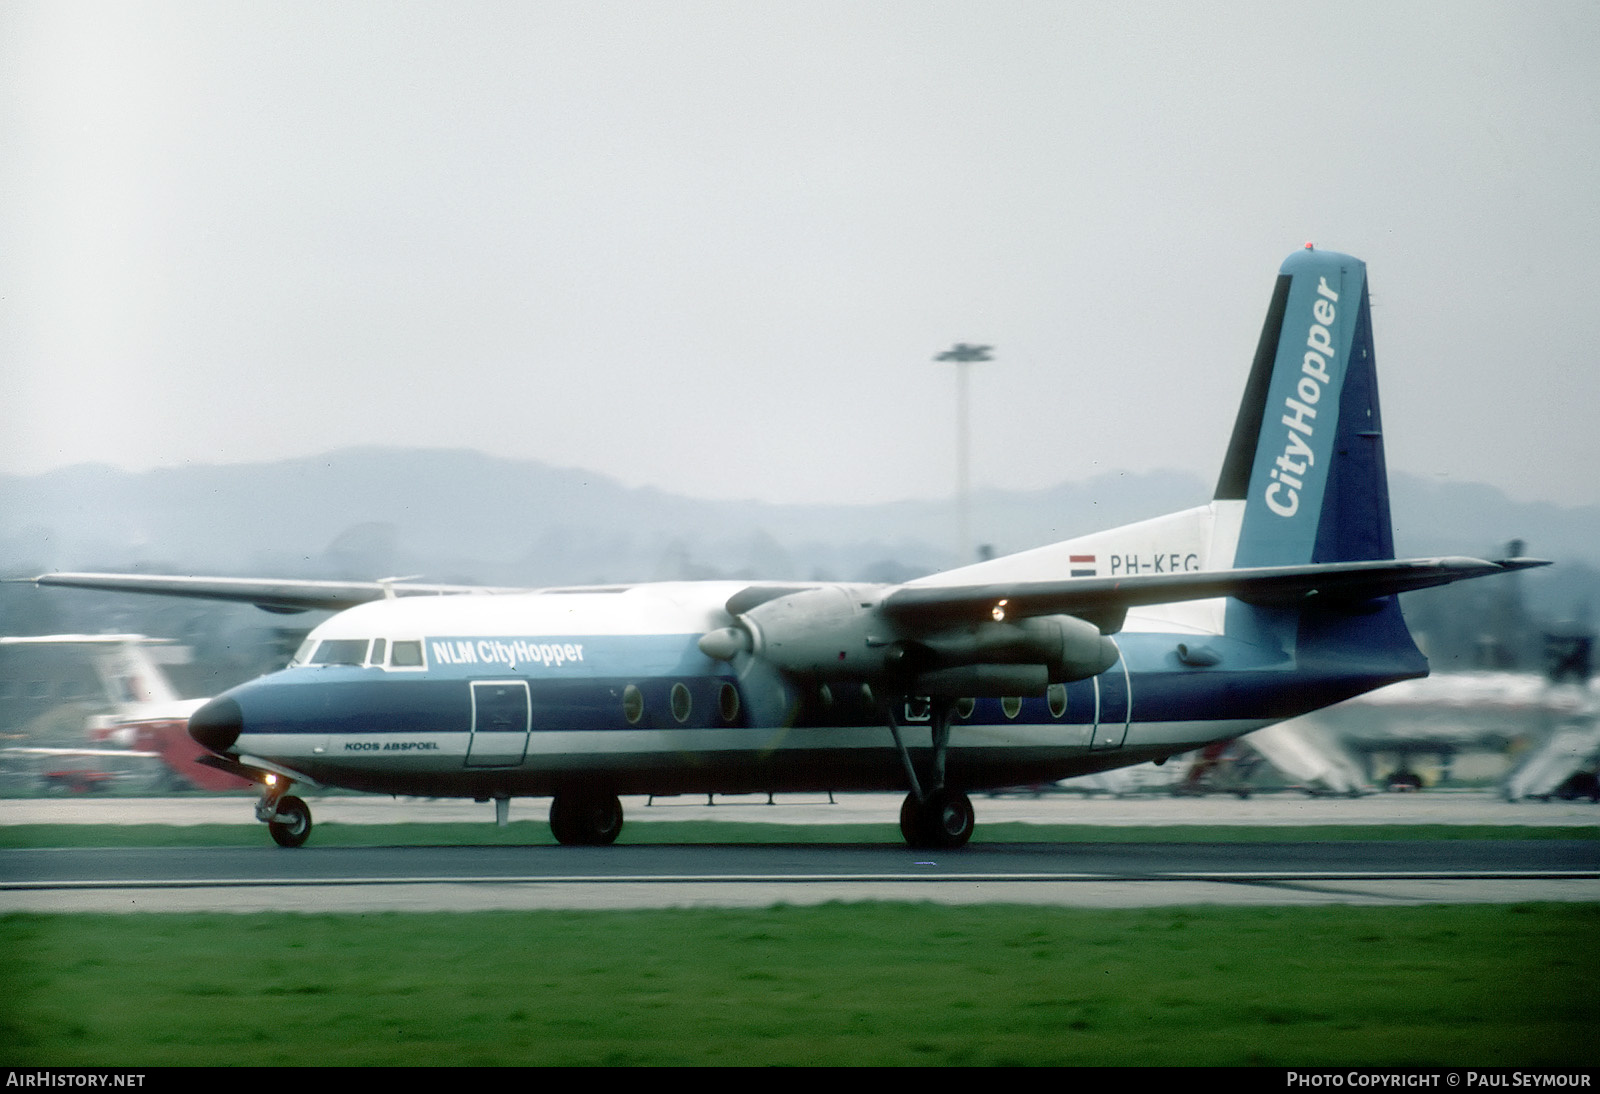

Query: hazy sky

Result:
[4,2,1598,508]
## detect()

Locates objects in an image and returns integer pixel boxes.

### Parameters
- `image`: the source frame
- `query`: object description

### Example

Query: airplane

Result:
[27,247,1546,848]
[0,634,249,792]
[1243,669,1600,796]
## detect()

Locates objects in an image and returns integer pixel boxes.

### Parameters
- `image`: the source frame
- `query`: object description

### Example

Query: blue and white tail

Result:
[1208,247,1423,671]
[1214,246,1394,570]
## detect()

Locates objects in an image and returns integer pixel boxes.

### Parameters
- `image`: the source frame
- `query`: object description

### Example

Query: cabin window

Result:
[670,682,692,724]
[1047,683,1067,719]
[955,697,976,720]
[390,641,424,668]
[718,682,740,724]
[309,639,369,666]
[1001,696,1023,719]
[622,684,644,725]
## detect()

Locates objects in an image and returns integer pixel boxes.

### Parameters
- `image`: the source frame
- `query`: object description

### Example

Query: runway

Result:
[3,791,1596,911]
[7,786,1600,827]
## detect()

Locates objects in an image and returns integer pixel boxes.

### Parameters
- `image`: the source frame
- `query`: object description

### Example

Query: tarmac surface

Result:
[6,787,1599,828]
[3,791,1595,912]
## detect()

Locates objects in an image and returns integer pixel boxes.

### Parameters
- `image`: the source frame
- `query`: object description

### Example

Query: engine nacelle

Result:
[736,585,902,678]
[917,615,1118,683]
[698,590,1120,692]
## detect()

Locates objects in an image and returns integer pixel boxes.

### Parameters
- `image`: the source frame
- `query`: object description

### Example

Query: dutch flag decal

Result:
[1070,554,1096,577]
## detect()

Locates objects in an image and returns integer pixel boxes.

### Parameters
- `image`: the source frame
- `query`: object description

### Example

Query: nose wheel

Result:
[267,795,313,848]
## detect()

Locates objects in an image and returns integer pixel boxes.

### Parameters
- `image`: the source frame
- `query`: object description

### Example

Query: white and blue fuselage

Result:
[196,576,1416,799]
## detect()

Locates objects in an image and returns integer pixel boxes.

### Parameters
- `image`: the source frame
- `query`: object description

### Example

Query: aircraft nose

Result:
[189,696,243,754]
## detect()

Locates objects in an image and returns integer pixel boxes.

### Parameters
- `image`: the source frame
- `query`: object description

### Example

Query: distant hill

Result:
[3,446,1595,617]
[0,447,1207,584]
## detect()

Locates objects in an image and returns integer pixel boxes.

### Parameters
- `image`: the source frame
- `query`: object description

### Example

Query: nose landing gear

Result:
[267,795,313,848]
[255,777,314,848]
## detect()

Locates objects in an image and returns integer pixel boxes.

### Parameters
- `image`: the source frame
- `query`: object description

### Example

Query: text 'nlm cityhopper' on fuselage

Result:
[32,247,1547,849]
[430,639,586,668]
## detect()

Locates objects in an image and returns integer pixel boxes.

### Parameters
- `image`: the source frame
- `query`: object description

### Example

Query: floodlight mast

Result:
[934,342,993,564]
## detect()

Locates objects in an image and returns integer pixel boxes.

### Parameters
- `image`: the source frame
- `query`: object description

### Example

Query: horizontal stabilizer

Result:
[882,556,1549,632]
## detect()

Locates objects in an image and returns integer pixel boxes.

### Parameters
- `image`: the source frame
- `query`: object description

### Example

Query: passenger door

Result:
[466,680,531,767]
[1090,640,1132,749]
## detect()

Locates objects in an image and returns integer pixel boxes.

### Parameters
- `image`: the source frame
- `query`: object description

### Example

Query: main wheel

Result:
[550,792,624,845]
[268,795,313,848]
[899,793,929,847]
[899,789,975,849]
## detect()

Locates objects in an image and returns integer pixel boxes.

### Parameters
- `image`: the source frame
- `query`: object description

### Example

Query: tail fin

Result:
[1217,247,1423,678]
[1216,247,1393,569]
[92,639,183,706]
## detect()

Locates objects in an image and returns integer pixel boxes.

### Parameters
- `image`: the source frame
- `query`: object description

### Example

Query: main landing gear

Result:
[885,697,976,849]
[549,790,624,845]
[899,787,975,849]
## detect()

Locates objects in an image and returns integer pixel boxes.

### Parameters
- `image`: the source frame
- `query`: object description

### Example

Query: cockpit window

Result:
[369,638,387,667]
[308,639,370,666]
[391,640,424,668]
[290,638,317,667]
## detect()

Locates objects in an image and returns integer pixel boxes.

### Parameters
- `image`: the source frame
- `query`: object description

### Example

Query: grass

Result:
[1,903,1595,1066]
[4,809,1592,1065]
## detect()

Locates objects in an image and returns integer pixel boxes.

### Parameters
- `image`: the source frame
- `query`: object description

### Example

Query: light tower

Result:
[933,342,993,564]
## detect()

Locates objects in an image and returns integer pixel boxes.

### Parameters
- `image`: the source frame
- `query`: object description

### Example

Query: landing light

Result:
[991,599,1008,622]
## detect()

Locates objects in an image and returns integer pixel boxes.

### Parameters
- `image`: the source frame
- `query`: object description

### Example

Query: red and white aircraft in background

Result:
[1,635,250,792]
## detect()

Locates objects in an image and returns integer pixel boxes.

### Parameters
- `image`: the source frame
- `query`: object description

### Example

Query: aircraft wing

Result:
[22,572,531,614]
[880,556,1549,632]
[3,747,162,758]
